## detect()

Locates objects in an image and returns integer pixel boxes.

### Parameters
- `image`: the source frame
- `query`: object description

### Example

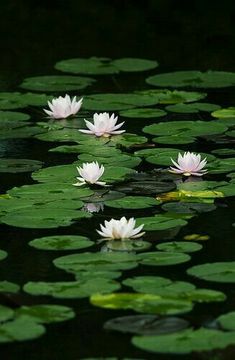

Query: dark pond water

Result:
[0,1,235,359]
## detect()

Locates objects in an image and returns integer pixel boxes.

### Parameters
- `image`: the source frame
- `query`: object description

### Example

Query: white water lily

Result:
[169,152,207,176]
[73,161,106,186]
[97,216,145,240]
[44,94,83,119]
[79,112,125,137]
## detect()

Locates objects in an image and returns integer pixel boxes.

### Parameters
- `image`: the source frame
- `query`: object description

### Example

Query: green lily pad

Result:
[0,281,20,293]
[146,70,235,88]
[105,196,158,209]
[77,153,141,169]
[23,279,120,299]
[20,75,95,92]
[111,58,158,72]
[1,208,91,229]
[0,159,43,173]
[0,305,14,322]
[105,240,151,253]
[156,241,202,253]
[211,148,235,156]
[53,252,138,274]
[83,93,160,111]
[166,102,220,113]
[132,328,235,354]
[187,262,235,283]
[162,202,216,213]
[211,107,235,118]
[0,250,8,261]
[136,215,187,231]
[217,312,235,331]
[104,315,189,335]
[90,293,193,315]
[136,89,207,104]
[15,305,75,324]
[0,92,51,110]
[0,317,45,343]
[0,111,30,125]
[55,57,119,75]
[0,126,46,139]
[29,235,94,251]
[35,128,89,143]
[119,108,166,118]
[137,252,190,266]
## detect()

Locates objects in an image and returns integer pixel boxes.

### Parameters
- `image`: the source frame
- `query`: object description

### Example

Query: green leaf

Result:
[53,252,138,273]
[137,252,191,266]
[156,241,202,253]
[136,215,187,231]
[0,305,14,322]
[29,235,94,251]
[0,92,51,110]
[23,279,120,299]
[55,57,119,75]
[135,89,207,104]
[187,262,235,283]
[119,108,166,118]
[0,317,45,343]
[146,70,235,88]
[20,75,95,92]
[0,281,20,293]
[0,250,8,261]
[132,328,235,354]
[15,305,75,323]
[211,107,235,118]
[105,240,151,253]
[105,196,158,209]
[0,159,43,173]
[112,58,158,72]
[217,311,235,331]
[166,102,220,113]
[90,293,193,315]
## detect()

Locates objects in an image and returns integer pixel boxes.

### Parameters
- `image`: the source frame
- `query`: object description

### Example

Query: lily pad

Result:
[90,293,193,315]
[0,317,45,343]
[0,281,20,293]
[23,279,120,299]
[166,102,220,113]
[146,70,235,88]
[156,242,202,253]
[104,196,158,209]
[0,159,43,173]
[0,92,51,110]
[105,240,151,253]
[187,262,235,283]
[136,215,187,231]
[217,312,235,331]
[55,57,119,75]
[0,305,14,322]
[20,75,95,92]
[15,305,75,324]
[132,328,235,354]
[137,252,191,266]
[212,107,235,118]
[53,252,138,273]
[104,315,189,335]
[29,235,94,251]
[119,108,166,118]
[112,58,158,72]
[135,89,207,104]
[0,250,8,261]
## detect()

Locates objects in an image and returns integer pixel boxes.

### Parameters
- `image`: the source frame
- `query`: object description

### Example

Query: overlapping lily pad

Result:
[55,57,158,75]
[20,75,95,92]
[24,279,120,299]
[90,293,193,315]
[146,70,235,88]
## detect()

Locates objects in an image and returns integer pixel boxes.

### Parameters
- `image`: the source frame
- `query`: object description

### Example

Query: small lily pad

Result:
[16,305,75,324]
[0,317,45,343]
[137,251,191,266]
[217,312,235,331]
[156,241,202,253]
[105,196,158,209]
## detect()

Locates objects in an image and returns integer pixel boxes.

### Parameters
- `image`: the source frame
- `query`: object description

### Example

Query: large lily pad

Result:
[0,317,45,343]
[29,235,94,251]
[23,279,120,299]
[187,262,235,283]
[136,215,187,231]
[90,293,193,315]
[15,305,75,324]
[20,75,95,92]
[0,92,51,110]
[132,328,235,354]
[166,102,220,113]
[146,70,235,88]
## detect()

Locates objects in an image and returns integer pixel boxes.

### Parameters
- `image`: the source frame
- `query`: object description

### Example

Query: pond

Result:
[1,2,235,360]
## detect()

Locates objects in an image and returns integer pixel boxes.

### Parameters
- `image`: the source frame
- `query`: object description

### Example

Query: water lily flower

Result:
[97,216,145,240]
[73,161,106,186]
[79,112,125,137]
[44,94,83,119]
[169,152,207,176]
